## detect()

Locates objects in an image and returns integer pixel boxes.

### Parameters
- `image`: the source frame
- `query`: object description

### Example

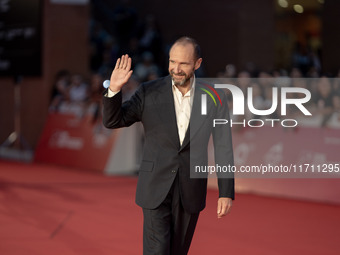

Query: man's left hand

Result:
[217,197,232,218]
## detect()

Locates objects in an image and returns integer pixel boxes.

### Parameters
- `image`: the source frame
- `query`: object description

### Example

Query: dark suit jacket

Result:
[103,75,234,213]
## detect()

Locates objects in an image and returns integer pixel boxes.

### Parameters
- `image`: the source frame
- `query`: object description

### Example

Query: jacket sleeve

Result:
[212,90,235,200]
[102,85,144,129]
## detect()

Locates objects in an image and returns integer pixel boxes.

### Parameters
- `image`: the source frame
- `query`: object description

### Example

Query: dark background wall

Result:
[322,0,340,74]
[133,0,275,75]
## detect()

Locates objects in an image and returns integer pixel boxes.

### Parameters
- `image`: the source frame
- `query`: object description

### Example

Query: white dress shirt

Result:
[106,76,196,145]
[172,77,195,145]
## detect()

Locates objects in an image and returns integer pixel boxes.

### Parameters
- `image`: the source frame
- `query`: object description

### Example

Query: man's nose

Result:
[174,65,181,74]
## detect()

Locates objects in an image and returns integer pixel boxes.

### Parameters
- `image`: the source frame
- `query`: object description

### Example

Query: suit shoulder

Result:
[196,80,227,98]
[140,76,171,91]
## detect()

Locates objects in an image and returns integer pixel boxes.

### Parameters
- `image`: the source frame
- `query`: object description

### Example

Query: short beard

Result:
[170,70,194,87]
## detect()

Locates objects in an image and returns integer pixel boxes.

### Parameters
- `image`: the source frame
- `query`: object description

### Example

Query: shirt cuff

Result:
[106,88,120,98]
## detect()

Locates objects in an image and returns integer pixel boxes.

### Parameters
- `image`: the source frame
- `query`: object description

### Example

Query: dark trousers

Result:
[142,174,199,255]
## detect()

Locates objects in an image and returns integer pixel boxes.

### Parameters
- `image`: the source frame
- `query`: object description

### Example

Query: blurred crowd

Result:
[89,0,165,82]
[49,71,103,122]
[49,0,340,129]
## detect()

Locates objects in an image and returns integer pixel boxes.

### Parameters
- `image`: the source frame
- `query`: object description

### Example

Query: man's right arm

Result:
[102,54,144,129]
[102,86,144,129]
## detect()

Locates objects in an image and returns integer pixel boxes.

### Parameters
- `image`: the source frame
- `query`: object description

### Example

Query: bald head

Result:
[170,36,201,61]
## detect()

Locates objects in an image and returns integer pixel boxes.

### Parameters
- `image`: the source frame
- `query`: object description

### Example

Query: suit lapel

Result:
[180,81,213,150]
[152,76,181,149]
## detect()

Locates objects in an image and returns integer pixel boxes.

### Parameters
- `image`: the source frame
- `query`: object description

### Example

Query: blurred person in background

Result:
[237,70,251,95]
[69,74,89,103]
[134,51,161,82]
[333,69,340,95]
[314,76,334,127]
[290,67,303,78]
[49,70,70,112]
[292,42,312,76]
[328,93,340,128]
[224,64,237,78]
[102,36,234,255]
[56,74,89,117]
[88,73,104,124]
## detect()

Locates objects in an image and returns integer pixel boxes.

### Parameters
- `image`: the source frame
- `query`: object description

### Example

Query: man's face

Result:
[169,44,202,87]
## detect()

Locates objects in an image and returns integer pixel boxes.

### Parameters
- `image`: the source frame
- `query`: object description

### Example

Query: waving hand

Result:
[109,54,133,92]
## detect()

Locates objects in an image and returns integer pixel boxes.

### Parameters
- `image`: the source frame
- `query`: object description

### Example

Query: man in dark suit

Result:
[103,37,234,255]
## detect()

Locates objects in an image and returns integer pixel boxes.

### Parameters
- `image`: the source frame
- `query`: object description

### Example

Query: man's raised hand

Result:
[109,54,133,92]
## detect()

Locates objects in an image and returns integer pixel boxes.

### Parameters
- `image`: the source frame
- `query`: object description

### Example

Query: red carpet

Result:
[1,160,339,255]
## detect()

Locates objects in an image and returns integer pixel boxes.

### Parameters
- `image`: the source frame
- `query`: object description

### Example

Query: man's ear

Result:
[195,58,203,70]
